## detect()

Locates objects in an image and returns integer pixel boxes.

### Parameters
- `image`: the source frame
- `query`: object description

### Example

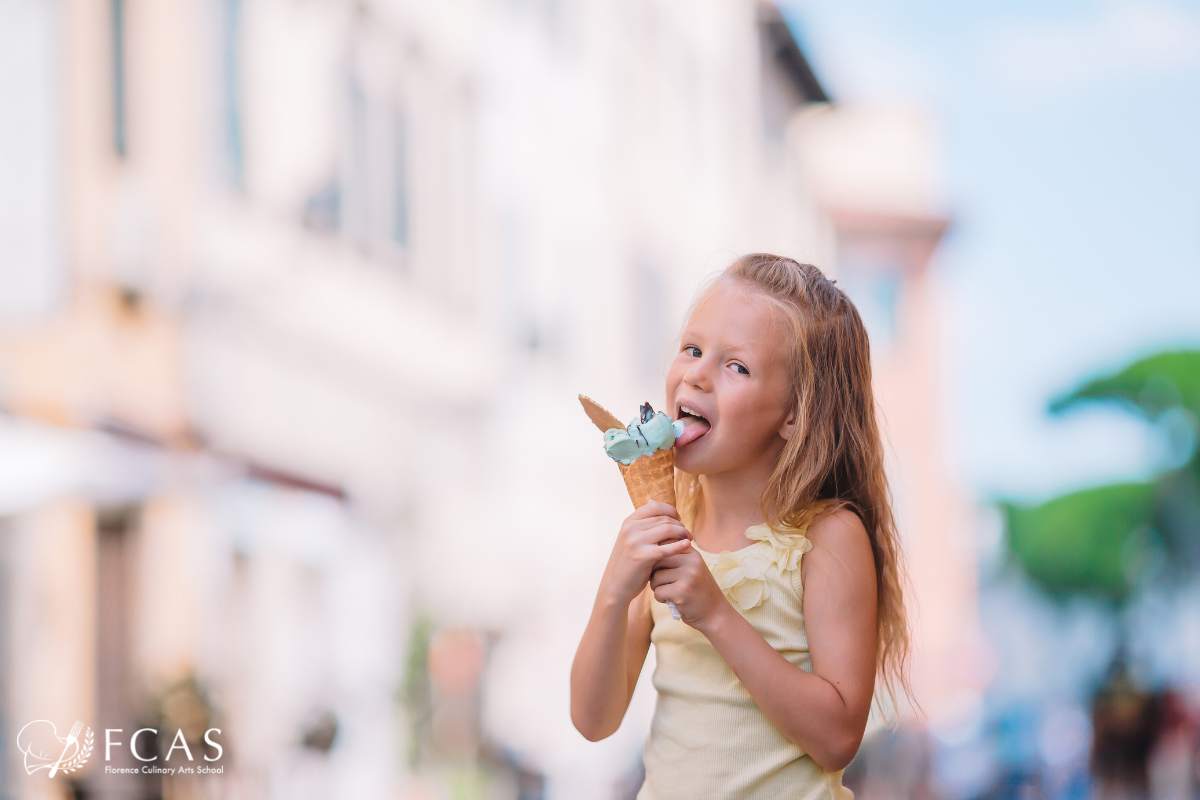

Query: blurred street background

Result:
[0,0,1197,798]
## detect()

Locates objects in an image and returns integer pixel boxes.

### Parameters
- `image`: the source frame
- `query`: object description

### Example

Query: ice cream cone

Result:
[578,395,626,433]
[618,448,676,509]
[580,394,684,620]
[579,394,677,510]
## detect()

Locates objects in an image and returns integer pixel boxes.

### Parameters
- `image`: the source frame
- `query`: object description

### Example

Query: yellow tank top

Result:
[636,522,855,800]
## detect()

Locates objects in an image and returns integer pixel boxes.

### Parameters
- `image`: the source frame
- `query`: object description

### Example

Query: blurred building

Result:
[0,1,974,799]
[794,105,993,799]
[794,105,985,728]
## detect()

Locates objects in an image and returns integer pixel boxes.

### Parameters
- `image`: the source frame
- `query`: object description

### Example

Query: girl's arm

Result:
[653,508,878,770]
[571,501,692,741]
[569,584,654,741]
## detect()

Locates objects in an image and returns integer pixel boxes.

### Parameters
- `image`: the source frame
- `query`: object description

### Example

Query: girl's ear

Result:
[779,411,796,441]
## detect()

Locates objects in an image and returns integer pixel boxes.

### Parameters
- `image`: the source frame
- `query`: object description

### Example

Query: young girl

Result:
[570,254,913,800]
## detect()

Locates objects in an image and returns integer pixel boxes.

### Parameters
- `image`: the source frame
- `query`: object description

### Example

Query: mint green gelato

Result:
[602,403,682,465]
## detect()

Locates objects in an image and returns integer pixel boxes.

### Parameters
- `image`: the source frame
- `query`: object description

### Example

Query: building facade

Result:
[0,1,974,798]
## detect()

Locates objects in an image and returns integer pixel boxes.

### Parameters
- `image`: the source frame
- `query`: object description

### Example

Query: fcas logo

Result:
[18,720,95,777]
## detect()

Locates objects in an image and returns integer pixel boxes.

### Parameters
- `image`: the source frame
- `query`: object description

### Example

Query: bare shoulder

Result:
[803,508,876,582]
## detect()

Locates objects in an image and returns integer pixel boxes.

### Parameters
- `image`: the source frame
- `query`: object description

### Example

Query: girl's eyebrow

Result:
[680,326,766,362]
[711,341,765,364]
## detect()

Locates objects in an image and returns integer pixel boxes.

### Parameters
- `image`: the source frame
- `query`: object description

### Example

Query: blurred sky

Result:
[782,0,1200,501]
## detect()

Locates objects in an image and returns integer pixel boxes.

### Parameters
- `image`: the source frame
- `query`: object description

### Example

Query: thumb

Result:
[668,537,692,553]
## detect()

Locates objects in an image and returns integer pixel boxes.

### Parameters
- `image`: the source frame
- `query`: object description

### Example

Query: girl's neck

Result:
[692,464,775,549]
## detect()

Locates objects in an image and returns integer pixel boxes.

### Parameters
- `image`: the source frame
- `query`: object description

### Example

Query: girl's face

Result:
[667,282,796,477]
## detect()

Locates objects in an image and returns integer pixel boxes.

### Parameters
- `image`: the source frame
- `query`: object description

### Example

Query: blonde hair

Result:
[674,253,915,714]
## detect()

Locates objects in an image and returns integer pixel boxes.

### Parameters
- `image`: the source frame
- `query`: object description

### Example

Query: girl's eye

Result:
[684,345,701,358]
[732,363,749,376]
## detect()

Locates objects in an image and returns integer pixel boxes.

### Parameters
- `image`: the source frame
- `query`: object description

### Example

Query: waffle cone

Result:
[617,447,676,509]
[578,394,626,434]
[578,394,677,509]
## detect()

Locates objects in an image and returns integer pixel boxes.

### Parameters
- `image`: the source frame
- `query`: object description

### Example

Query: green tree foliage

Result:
[1002,349,1200,601]
[1051,351,1200,420]
[1005,483,1157,599]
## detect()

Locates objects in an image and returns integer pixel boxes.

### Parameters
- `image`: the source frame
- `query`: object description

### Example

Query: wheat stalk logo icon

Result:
[17,720,94,776]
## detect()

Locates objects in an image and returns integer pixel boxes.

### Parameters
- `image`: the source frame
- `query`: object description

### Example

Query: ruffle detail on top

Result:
[708,523,812,612]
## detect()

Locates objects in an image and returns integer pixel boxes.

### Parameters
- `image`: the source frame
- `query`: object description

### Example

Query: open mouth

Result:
[674,403,712,447]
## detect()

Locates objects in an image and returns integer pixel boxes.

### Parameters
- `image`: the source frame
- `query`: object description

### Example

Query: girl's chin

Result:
[673,446,714,475]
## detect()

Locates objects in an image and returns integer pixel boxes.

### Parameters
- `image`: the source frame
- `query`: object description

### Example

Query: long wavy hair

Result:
[674,253,915,715]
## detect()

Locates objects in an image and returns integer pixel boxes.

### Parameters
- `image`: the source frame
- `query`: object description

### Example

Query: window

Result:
[221,0,244,188]
[392,107,409,249]
[840,267,902,348]
[112,0,127,158]
[0,0,64,321]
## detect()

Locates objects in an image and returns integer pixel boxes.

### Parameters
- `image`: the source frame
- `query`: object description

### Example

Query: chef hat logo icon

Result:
[17,720,94,777]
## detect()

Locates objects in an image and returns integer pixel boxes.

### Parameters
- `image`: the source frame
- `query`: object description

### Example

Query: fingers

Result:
[625,518,690,547]
[655,539,692,560]
[634,500,680,521]
[622,506,688,544]
[637,535,689,569]
[650,544,700,584]
[650,564,682,589]
[649,524,691,547]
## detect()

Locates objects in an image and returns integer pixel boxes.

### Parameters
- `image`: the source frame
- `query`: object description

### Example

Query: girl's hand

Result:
[649,549,729,628]
[600,501,693,606]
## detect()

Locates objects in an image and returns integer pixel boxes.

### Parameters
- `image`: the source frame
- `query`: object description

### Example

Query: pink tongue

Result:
[674,416,711,446]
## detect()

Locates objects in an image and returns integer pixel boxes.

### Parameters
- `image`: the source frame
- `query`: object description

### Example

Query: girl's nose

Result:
[682,357,712,392]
